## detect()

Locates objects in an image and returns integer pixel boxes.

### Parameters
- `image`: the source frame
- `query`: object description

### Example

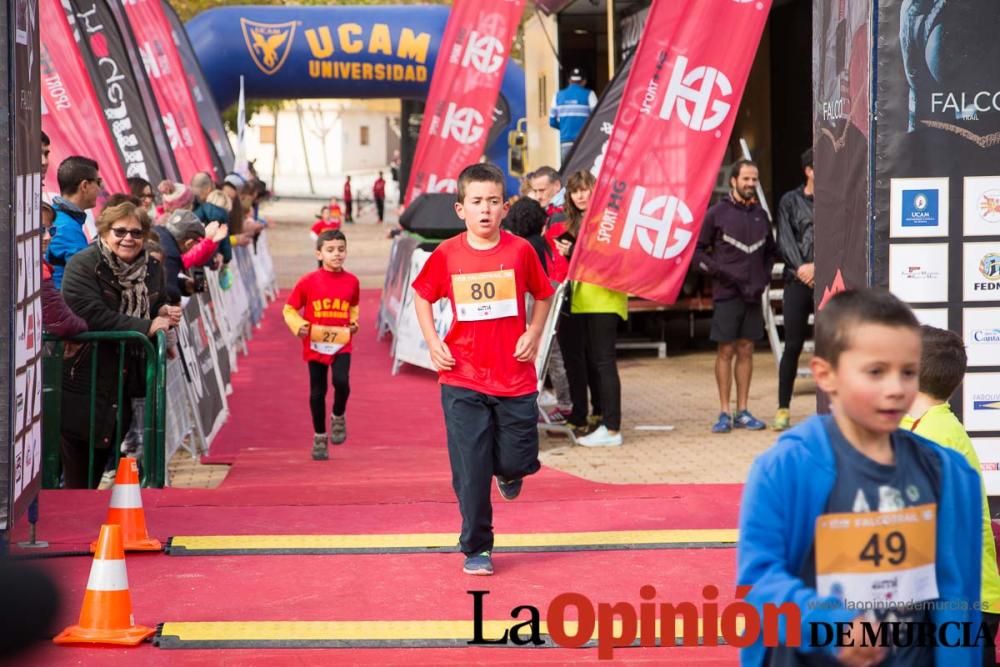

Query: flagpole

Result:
[606,0,616,78]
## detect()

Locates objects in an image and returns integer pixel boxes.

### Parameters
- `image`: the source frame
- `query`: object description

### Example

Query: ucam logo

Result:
[460,30,504,74]
[902,189,939,227]
[241,19,297,76]
[440,103,485,145]
[660,55,733,132]
[619,186,694,259]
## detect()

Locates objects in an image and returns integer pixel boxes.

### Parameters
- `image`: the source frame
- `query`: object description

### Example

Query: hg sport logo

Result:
[660,55,733,133]
[620,186,695,260]
[902,190,938,227]
[242,19,297,76]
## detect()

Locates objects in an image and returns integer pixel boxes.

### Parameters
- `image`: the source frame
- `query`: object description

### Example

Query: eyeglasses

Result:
[110,227,144,239]
[86,177,104,188]
[141,192,154,201]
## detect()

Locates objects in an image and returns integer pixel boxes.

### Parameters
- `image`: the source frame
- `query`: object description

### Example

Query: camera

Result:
[190,268,207,294]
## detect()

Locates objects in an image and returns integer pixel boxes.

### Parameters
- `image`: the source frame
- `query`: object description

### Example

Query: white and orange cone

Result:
[54,524,154,646]
[91,457,161,552]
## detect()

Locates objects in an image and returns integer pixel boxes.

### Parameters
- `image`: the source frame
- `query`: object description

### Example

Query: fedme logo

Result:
[901,190,939,227]
[975,254,1000,293]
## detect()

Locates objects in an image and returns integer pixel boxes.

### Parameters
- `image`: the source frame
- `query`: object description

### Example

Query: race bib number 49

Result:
[452,270,517,322]
[309,324,351,355]
[815,503,938,606]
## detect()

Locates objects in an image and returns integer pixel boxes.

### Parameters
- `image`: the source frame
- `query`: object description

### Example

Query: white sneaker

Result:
[538,390,558,408]
[576,425,623,447]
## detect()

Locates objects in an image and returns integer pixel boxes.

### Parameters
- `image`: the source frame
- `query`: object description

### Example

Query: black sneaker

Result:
[463,551,494,575]
[496,476,523,501]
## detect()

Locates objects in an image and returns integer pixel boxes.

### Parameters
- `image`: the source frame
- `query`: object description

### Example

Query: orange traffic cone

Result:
[90,457,161,552]
[54,524,155,646]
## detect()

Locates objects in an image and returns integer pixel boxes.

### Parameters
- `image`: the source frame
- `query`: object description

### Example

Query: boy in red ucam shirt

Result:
[411,163,554,576]
[283,230,360,461]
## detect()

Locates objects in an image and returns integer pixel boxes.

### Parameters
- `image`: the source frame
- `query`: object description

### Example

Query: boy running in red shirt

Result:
[411,163,554,576]
[283,230,360,460]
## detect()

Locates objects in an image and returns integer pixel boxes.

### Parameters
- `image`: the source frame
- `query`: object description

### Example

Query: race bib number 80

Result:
[452,270,517,322]
[815,503,938,606]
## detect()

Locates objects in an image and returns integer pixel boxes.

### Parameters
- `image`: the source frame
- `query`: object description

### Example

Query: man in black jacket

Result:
[694,160,776,434]
[772,149,815,431]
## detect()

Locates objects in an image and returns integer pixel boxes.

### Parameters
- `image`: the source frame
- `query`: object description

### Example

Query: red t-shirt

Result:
[543,221,570,282]
[311,219,341,236]
[411,231,555,397]
[373,178,386,199]
[286,269,360,363]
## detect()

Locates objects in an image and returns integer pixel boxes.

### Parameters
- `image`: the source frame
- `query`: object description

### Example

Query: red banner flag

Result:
[40,0,128,195]
[405,0,525,204]
[121,0,215,183]
[568,0,771,303]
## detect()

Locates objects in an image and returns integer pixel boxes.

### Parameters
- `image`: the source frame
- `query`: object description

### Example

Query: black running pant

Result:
[778,280,814,409]
[441,385,540,555]
[375,197,385,221]
[308,355,351,433]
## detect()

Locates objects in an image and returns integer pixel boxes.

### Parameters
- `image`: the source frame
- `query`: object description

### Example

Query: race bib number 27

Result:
[309,324,351,355]
[815,503,938,606]
[452,270,517,322]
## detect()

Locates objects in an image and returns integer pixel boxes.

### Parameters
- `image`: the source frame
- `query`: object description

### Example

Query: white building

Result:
[243,98,401,199]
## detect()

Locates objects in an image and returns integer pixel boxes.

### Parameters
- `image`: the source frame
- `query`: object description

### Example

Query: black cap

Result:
[569,68,583,82]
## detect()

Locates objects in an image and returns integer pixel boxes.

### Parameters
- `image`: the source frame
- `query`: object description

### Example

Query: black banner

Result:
[178,297,226,441]
[162,0,233,179]
[874,0,1000,440]
[197,291,231,391]
[559,54,631,179]
[96,0,179,183]
[812,0,870,307]
[62,0,171,185]
[4,0,42,529]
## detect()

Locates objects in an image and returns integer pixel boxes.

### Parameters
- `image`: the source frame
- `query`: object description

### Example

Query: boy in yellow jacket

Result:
[902,324,1000,663]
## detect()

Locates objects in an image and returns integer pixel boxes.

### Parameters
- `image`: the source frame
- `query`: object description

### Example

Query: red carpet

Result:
[14,290,743,665]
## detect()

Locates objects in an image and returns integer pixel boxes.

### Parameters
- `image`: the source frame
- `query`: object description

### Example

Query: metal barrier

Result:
[41,331,167,489]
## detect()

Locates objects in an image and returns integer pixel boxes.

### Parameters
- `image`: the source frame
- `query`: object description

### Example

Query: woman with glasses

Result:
[59,200,180,487]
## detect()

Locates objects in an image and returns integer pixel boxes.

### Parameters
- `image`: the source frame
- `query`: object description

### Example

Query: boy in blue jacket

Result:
[738,288,983,666]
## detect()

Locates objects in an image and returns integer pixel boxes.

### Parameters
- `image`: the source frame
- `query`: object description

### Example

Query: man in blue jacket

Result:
[738,289,983,666]
[45,156,102,289]
[549,67,597,161]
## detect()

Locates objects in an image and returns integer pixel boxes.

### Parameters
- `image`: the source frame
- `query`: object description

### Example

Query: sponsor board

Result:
[888,243,949,303]
[890,178,949,238]
[963,307,1000,367]
[963,373,1000,432]
[973,439,1000,496]
[963,176,1000,237]
[963,242,1000,302]
[911,308,949,330]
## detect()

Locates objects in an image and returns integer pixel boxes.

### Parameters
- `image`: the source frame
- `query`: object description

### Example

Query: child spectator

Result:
[503,197,552,274]
[283,230,360,461]
[737,289,983,665]
[40,201,87,339]
[902,325,1000,664]
[311,205,342,240]
[411,163,554,576]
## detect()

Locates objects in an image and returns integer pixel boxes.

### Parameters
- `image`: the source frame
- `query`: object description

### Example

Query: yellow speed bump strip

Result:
[165,529,737,555]
[154,619,738,649]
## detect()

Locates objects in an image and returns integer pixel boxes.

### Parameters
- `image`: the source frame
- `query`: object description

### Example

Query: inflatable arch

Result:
[186,6,526,192]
